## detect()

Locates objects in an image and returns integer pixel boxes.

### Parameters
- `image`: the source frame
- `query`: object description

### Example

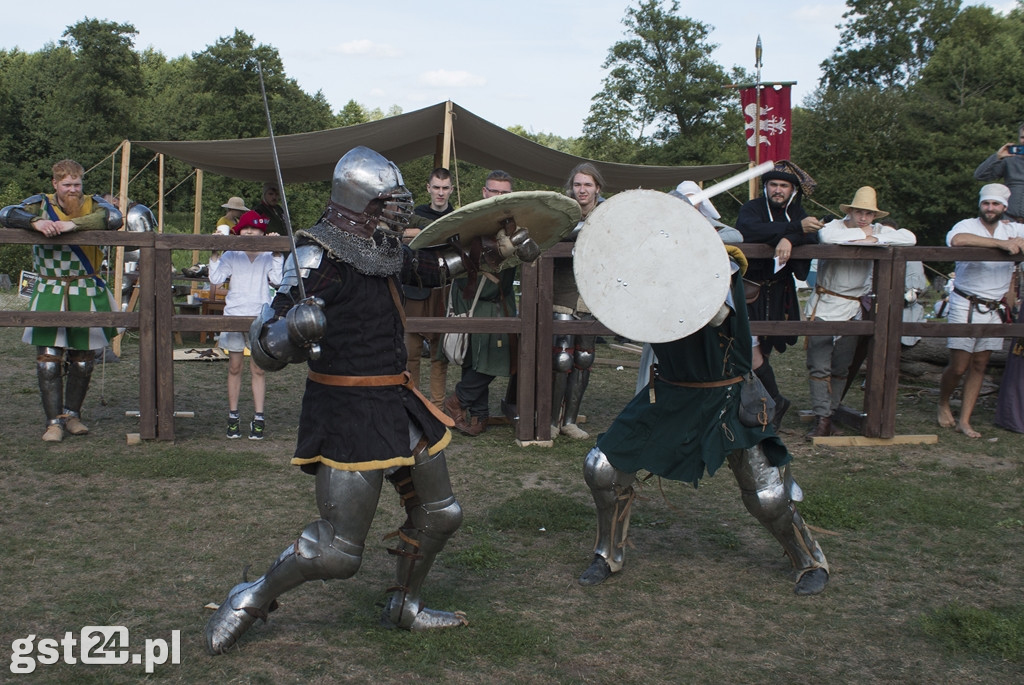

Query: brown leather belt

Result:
[658,375,743,388]
[308,370,408,386]
[815,284,863,302]
[307,369,455,427]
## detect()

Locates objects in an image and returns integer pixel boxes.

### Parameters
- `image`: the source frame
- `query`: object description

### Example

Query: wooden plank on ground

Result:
[811,434,938,446]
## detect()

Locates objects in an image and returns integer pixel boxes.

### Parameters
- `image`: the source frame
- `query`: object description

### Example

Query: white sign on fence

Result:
[18,270,37,298]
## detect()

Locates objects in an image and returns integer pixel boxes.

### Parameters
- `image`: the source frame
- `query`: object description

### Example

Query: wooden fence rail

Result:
[2,230,1022,442]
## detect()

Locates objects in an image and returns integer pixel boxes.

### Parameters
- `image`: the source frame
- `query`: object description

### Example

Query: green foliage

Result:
[334,99,402,127]
[796,4,1024,244]
[61,18,144,138]
[580,0,748,166]
[920,603,1024,661]
[0,245,31,280]
[792,86,916,226]
[821,0,962,90]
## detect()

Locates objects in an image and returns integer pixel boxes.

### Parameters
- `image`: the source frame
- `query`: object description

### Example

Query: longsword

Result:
[257,60,307,301]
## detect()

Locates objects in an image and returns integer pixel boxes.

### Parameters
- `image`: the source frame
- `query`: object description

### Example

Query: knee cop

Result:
[552,312,575,373]
[293,518,365,580]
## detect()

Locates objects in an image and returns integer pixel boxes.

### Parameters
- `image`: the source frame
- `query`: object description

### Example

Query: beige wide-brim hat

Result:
[839,186,889,219]
[221,196,248,211]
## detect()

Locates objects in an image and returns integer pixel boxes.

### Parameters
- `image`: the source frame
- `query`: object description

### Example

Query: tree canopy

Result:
[580,0,748,166]
[3,3,1024,256]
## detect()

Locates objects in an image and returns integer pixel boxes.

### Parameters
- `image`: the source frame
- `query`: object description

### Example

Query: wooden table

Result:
[197,299,224,344]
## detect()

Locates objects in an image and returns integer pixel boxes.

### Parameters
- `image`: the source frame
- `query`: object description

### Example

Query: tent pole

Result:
[112,140,131,356]
[441,100,454,170]
[192,168,203,266]
[158,154,165,232]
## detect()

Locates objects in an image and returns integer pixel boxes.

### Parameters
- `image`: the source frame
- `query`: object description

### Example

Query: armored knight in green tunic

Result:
[576,205,829,596]
[0,159,123,442]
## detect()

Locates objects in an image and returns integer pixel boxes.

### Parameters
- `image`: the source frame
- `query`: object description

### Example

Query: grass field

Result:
[1,289,1022,683]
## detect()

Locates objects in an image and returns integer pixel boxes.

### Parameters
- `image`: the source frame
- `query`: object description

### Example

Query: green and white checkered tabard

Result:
[22,244,117,350]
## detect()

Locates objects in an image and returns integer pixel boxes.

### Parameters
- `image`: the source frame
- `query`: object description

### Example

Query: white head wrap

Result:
[675,181,721,220]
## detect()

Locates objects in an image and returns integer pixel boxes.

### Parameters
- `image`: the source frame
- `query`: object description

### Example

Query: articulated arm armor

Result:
[249,300,326,372]
[0,199,43,229]
[78,195,123,231]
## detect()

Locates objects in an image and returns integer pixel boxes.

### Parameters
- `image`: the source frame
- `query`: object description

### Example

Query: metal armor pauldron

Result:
[276,243,324,298]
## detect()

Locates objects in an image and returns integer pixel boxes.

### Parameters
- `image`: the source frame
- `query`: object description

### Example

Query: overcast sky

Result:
[1,1,1015,138]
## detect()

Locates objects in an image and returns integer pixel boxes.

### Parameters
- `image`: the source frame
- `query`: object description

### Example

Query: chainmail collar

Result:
[298,218,404,277]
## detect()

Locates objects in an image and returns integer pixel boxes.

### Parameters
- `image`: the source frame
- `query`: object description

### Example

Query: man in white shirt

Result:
[803,187,916,438]
[938,183,1024,438]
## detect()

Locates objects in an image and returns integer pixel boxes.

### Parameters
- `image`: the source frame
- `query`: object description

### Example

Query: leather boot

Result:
[458,415,487,437]
[442,394,465,424]
[806,416,841,439]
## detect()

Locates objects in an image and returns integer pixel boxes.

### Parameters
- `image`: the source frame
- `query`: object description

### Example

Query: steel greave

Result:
[583,447,636,573]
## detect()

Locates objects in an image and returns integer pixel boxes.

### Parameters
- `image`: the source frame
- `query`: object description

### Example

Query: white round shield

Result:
[573,189,731,343]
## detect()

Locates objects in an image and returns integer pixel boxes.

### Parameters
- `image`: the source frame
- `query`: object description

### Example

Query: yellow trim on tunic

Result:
[290,429,452,471]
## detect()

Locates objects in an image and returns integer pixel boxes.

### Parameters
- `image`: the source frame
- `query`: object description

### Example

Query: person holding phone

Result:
[974,123,1024,221]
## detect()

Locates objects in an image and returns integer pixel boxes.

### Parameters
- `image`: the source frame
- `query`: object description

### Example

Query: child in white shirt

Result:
[208,210,283,439]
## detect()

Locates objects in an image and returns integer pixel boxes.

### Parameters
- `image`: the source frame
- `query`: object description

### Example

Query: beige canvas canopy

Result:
[134,101,744,191]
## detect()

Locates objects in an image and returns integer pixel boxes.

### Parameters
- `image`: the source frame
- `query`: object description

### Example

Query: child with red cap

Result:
[209,210,283,439]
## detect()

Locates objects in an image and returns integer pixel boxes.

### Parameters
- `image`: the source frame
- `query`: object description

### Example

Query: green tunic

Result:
[448,269,516,376]
[597,271,791,486]
[20,194,118,350]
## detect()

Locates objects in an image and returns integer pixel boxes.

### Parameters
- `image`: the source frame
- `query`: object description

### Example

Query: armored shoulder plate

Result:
[278,243,324,296]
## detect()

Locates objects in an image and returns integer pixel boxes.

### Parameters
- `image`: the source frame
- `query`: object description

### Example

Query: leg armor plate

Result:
[561,322,595,438]
[64,350,94,432]
[205,466,384,654]
[382,429,465,630]
[727,445,829,588]
[37,347,64,425]
[579,447,637,585]
[551,312,575,429]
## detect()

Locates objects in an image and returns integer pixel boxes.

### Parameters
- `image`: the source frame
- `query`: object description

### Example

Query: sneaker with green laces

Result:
[249,417,265,440]
[227,417,241,439]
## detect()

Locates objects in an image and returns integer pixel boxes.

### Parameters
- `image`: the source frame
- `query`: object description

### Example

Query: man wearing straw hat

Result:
[215,196,249,235]
[803,187,916,439]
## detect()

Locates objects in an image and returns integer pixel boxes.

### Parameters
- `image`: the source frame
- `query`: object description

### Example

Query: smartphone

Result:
[1008,145,1024,155]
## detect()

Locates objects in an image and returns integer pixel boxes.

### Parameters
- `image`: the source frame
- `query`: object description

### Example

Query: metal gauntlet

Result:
[481,227,541,268]
[249,299,326,371]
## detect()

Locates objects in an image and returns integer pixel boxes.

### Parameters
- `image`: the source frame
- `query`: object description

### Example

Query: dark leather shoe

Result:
[578,555,612,586]
[805,416,841,439]
[794,568,829,595]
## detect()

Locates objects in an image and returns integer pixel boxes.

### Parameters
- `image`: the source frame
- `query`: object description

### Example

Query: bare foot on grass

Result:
[955,422,981,439]
[937,405,955,429]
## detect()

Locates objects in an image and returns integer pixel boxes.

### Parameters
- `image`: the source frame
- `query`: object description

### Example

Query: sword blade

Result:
[257,61,307,301]
[686,161,774,208]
